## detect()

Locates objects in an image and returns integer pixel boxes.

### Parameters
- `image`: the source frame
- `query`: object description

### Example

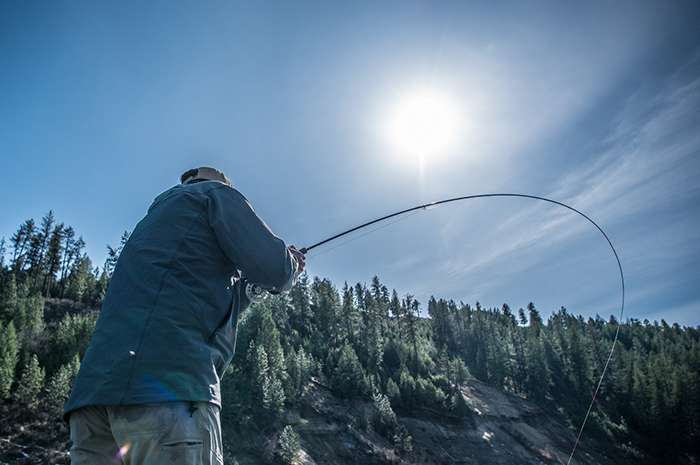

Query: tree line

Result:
[0,212,131,419]
[1,213,699,462]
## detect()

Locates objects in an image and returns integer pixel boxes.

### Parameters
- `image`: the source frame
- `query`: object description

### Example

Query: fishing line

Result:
[305,209,424,259]
[299,193,625,463]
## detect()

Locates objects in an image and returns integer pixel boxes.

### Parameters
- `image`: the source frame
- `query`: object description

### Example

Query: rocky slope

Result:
[230,377,653,465]
[0,376,660,465]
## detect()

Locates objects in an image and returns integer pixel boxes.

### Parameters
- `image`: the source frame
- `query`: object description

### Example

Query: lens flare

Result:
[118,444,130,458]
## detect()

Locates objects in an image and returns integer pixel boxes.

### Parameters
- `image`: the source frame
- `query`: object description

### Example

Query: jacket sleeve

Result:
[207,185,298,293]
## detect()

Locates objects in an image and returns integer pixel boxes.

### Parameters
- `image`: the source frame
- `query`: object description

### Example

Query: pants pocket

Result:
[162,440,206,464]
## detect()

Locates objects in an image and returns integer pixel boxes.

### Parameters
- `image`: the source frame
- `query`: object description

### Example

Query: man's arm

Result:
[208,185,302,292]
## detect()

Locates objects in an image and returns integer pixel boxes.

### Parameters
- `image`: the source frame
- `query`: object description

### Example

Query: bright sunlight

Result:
[388,90,459,157]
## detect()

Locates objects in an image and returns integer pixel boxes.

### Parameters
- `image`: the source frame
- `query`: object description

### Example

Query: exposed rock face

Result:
[276,377,650,465]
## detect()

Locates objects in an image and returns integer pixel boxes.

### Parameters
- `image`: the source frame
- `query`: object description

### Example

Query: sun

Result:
[388,90,458,157]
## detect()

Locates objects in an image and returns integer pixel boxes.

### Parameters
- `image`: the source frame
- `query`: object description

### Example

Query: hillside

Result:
[0,374,650,465]
[0,270,698,464]
[236,376,652,465]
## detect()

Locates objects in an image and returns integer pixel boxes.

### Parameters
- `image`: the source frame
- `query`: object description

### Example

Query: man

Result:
[64,167,305,464]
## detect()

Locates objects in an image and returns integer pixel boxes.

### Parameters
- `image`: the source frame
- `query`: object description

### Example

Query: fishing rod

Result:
[300,193,622,270]
[247,192,625,464]
[252,193,624,319]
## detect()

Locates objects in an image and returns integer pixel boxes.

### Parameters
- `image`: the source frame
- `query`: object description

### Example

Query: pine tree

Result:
[10,219,35,273]
[43,222,64,297]
[369,275,390,337]
[0,271,19,325]
[448,356,470,393]
[362,312,384,377]
[387,377,401,404]
[310,278,341,347]
[15,354,45,410]
[471,304,489,380]
[400,294,421,374]
[518,308,528,326]
[428,297,451,350]
[248,342,285,422]
[502,303,513,319]
[288,273,312,339]
[0,321,19,399]
[45,353,80,415]
[372,389,398,435]
[285,346,313,397]
[340,282,360,345]
[566,316,593,405]
[90,268,110,308]
[524,334,550,401]
[486,319,507,387]
[545,309,569,400]
[0,237,6,269]
[15,290,45,336]
[45,312,97,375]
[58,228,84,298]
[510,325,527,394]
[527,302,543,337]
[65,253,91,301]
[331,344,368,398]
[278,425,301,464]
[103,230,130,279]
[28,211,55,294]
[398,367,417,407]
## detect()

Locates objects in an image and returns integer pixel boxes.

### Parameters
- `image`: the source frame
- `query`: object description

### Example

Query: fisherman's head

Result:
[180,167,233,188]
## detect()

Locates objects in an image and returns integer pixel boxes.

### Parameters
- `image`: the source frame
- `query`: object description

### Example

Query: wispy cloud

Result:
[554,49,700,218]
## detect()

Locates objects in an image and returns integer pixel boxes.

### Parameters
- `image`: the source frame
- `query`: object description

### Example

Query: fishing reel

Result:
[245,282,269,303]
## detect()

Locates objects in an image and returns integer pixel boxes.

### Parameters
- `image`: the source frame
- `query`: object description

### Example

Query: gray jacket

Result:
[65,181,297,419]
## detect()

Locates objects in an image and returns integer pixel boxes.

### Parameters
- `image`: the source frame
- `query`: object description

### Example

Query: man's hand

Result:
[288,246,306,276]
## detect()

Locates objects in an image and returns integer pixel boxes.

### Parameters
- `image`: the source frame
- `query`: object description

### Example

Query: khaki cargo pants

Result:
[68,402,223,465]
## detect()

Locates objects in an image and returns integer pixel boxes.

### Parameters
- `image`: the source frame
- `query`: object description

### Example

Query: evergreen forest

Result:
[0,212,699,463]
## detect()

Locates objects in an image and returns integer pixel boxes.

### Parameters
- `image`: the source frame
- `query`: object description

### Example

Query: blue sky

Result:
[1,1,699,327]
